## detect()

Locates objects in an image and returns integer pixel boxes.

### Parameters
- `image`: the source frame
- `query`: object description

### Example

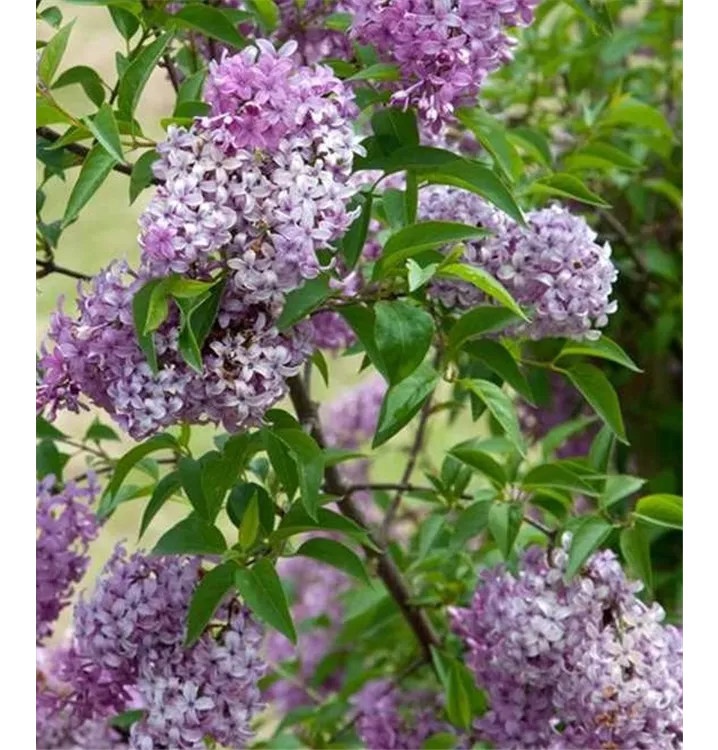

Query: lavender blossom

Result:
[352,1,539,126]
[36,475,100,645]
[322,374,387,449]
[450,537,683,749]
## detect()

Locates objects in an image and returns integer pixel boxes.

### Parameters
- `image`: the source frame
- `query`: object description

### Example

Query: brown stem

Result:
[162,54,181,93]
[286,375,441,661]
[36,258,91,282]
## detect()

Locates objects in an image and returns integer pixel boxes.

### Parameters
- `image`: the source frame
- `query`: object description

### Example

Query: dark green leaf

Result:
[563,0,614,34]
[311,349,330,386]
[276,276,332,330]
[422,733,460,749]
[131,279,162,372]
[563,363,627,443]
[108,5,139,40]
[39,6,63,28]
[600,97,673,140]
[449,495,495,552]
[235,559,296,643]
[620,525,653,595]
[84,420,120,442]
[522,461,598,496]
[226,483,274,535]
[541,416,597,458]
[129,149,158,204]
[557,336,642,373]
[601,475,646,508]
[437,263,527,320]
[374,300,434,385]
[347,63,400,82]
[457,108,521,182]
[246,0,280,33]
[565,516,613,580]
[84,103,124,163]
[178,456,209,520]
[37,415,66,440]
[118,32,173,119]
[462,379,525,455]
[373,363,439,447]
[63,144,115,226]
[464,340,533,402]
[447,306,520,353]
[449,444,506,488]
[263,430,298,501]
[509,127,553,167]
[275,429,324,520]
[373,221,490,280]
[338,304,387,378]
[273,505,374,549]
[103,433,178,512]
[171,4,246,48]
[139,470,181,538]
[589,424,614,472]
[185,561,237,646]
[528,173,610,207]
[564,142,642,172]
[296,538,371,584]
[371,107,419,149]
[109,709,145,731]
[633,494,682,530]
[488,502,523,559]
[38,21,75,86]
[339,193,373,269]
[153,513,227,556]
[53,65,105,107]
[37,440,69,481]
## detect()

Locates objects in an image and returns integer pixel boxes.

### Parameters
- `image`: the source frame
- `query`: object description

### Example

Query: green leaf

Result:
[406,258,438,291]
[178,456,209,520]
[600,97,673,141]
[276,276,332,330]
[422,733,459,750]
[462,380,525,455]
[275,429,324,520]
[541,416,597,458]
[373,363,439,448]
[557,336,641,372]
[184,277,226,351]
[131,279,162,372]
[447,663,472,730]
[563,363,627,444]
[226,483,274,535]
[372,107,419,149]
[354,144,459,174]
[347,63,401,82]
[36,99,72,127]
[239,494,260,548]
[37,415,66,440]
[37,21,75,86]
[153,513,227,556]
[509,127,553,167]
[564,142,642,173]
[109,709,145,731]
[311,349,329,386]
[263,430,298,501]
[522,461,598,496]
[601,475,646,508]
[171,4,246,48]
[53,65,105,107]
[273,505,374,549]
[449,445,506,488]
[589,424,614,473]
[373,221,489,280]
[129,149,158,204]
[620,525,653,596]
[374,300,434,385]
[447,307,520,353]
[84,419,120,442]
[382,189,408,230]
[488,502,523,559]
[423,160,524,224]
[296,538,371,585]
[563,0,614,34]
[437,264,528,321]
[449,495,495,552]
[103,433,178,513]
[633,494,682,530]
[464,340,533,402]
[108,5,139,40]
[139,470,181,538]
[62,144,115,226]
[456,108,522,182]
[339,193,373,269]
[246,0,280,33]
[527,173,610,207]
[117,32,173,119]
[338,304,387,378]
[234,559,296,643]
[644,178,683,214]
[39,6,63,28]
[84,103,124,163]
[185,561,237,646]
[565,516,613,580]
[37,440,69,481]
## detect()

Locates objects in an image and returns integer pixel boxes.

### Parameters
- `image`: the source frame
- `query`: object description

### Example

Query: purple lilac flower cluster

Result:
[264,556,350,710]
[352,0,539,126]
[37,546,267,750]
[36,474,100,645]
[518,372,597,458]
[450,537,683,749]
[352,679,456,749]
[419,186,619,340]
[38,42,361,438]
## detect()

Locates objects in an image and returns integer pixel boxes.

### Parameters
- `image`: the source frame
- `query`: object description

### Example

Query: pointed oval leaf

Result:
[296,538,371,585]
[153,513,227,556]
[118,32,172,119]
[438,264,528,321]
[62,144,115,226]
[185,561,237,646]
[565,515,613,580]
[563,364,627,444]
[633,494,682,530]
[447,306,520,353]
[557,336,642,373]
[139,470,181,539]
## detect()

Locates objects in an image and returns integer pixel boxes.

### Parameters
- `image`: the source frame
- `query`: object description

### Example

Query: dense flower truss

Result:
[36,262,312,438]
[518,372,597,458]
[36,475,100,645]
[419,187,619,340]
[352,0,539,125]
[450,538,683,749]
[265,556,350,710]
[352,679,455,749]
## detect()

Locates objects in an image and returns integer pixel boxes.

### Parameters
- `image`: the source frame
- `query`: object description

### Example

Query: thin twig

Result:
[36,259,91,282]
[287,375,441,662]
[162,53,181,93]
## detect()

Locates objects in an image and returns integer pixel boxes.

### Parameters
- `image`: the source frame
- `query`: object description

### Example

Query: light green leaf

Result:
[53,64,105,107]
[447,306,520,353]
[565,515,613,580]
[118,32,173,119]
[488,502,523,559]
[634,494,682,530]
[558,336,642,373]
[527,173,610,207]
[601,475,646,508]
[620,525,653,596]
[462,380,525,455]
[234,559,296,643]
[601,97,673,140]
[38,21,75,86]
[449,444,506,488]
[464,339,533,402]
[62,144,115,226]
[296,538,371,585]
[84,103,124,163]
[347,63,401,82]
